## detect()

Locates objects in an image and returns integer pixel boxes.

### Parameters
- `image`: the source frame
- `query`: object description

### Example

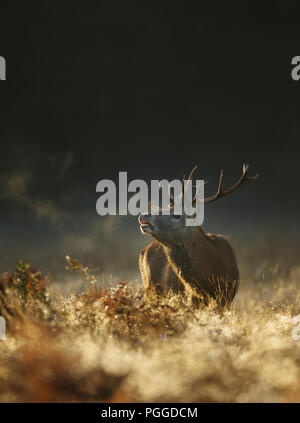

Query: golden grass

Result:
[1,258,300,403]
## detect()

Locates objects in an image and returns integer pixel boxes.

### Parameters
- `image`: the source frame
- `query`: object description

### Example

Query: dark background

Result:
[0,1,299,280]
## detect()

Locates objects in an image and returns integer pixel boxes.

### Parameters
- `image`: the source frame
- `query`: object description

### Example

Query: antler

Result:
[203,163,258,204]
[169,163,258,208]
[169,165,199,206]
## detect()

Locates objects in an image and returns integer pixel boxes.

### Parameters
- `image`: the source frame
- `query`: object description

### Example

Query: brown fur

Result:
[139,240,184,295]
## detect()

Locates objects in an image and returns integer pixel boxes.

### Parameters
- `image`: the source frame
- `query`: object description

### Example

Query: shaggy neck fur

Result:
[159,227,210,294]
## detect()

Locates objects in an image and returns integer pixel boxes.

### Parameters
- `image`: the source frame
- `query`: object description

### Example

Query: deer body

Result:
[139,227,239,306]
[138,164,258,307]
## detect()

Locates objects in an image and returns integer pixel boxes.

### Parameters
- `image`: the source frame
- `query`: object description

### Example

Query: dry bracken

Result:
[0,256,300,403]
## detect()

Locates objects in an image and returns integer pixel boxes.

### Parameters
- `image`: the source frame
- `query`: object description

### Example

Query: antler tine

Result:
[168,183,175,207]
[242,163,259,181]
[183,165,199,200]
[175,166,209,205]
[172,166,198,205]
[187,165,198,181]
[216,168,224,197]
[243,163,259,180]
[204,164,258,204]
[192,179,209,204]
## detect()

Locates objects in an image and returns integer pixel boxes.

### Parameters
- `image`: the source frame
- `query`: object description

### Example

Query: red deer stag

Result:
[138,164,258,308]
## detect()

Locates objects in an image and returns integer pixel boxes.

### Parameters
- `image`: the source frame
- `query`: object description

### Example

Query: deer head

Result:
[138,164,258,245]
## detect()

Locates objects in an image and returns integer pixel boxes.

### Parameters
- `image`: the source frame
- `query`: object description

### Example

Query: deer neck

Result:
[160,227,208,285]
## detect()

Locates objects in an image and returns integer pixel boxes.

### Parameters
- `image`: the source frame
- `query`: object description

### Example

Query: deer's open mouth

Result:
[140,222,155,234]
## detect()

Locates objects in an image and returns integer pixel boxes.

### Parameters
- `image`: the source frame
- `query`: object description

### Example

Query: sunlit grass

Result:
[0,257,300,402]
